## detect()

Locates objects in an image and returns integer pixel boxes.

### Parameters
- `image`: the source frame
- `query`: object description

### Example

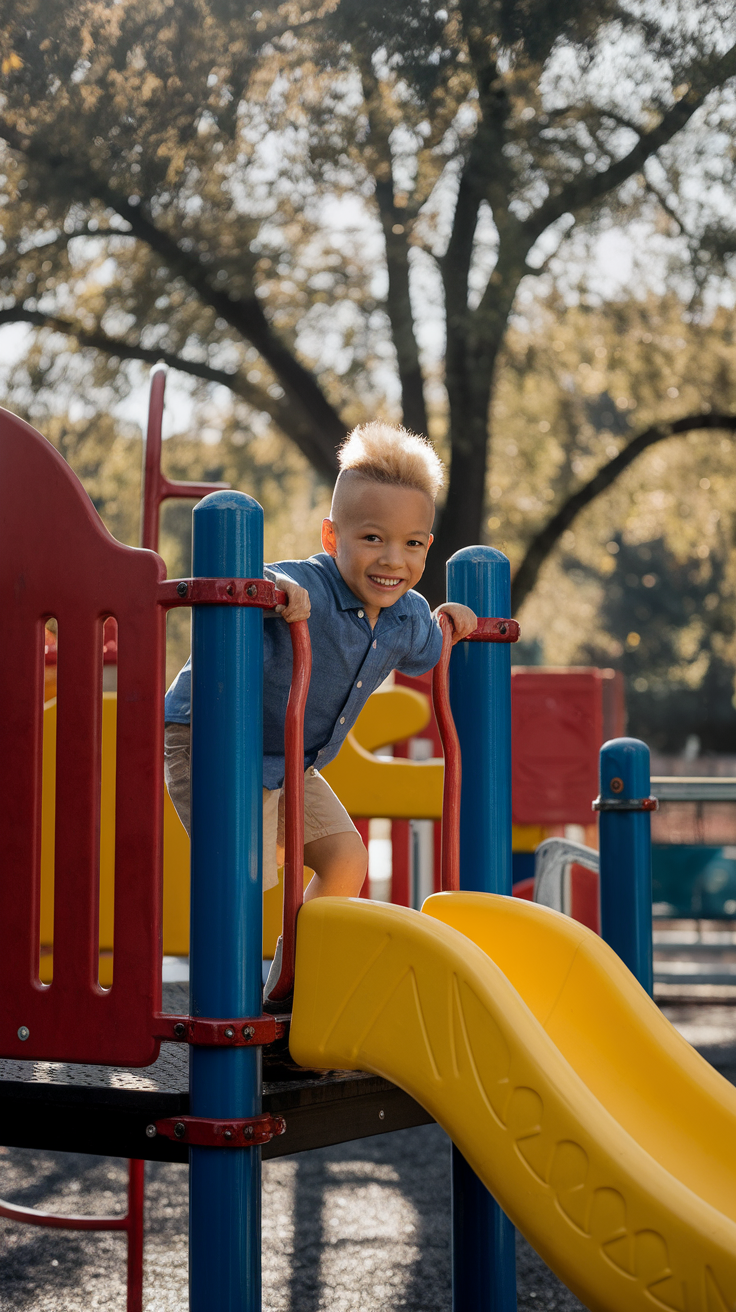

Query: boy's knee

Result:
[303,829,368,898]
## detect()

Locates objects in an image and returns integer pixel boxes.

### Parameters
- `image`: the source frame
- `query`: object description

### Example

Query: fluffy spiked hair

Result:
[336,422,444,501]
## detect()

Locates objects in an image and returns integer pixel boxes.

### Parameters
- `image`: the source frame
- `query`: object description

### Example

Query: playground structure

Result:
[2,399,736,1312]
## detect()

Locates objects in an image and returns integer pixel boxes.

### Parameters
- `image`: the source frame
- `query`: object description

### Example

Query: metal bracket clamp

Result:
[150,1113,287,1148]
[465,618,520,643]
[592,796,659,812]
[158,578,287,610]
[153,1014,287,1046]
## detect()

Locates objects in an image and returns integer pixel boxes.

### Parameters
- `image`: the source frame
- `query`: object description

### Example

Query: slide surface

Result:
[289,892,736,1312]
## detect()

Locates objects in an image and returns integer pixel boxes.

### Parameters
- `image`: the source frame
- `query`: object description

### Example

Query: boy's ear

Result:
[321,518,338,556]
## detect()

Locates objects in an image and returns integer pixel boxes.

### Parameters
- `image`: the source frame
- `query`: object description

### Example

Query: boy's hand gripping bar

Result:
[432,613,519,892]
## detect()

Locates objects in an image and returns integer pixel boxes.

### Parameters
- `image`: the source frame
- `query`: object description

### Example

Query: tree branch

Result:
[0,120,346,469]
[0,305,338,477]
[357,60,428,434]
[522,42,736,241]
[511,412,736,611]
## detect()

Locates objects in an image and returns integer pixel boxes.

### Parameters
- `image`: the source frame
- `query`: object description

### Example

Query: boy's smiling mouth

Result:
[367,574,404,590]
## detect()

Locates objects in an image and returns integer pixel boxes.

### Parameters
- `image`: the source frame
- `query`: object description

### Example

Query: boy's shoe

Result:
[263,935,291,1012]
[263,990,294,1017]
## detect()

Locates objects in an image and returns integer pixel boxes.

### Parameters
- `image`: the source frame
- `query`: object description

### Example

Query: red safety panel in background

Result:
[0,410,167,1067]
[511,668,624,826]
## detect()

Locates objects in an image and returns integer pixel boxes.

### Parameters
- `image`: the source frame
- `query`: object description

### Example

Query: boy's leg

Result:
[302,768,367,900]
[303,831,367,900]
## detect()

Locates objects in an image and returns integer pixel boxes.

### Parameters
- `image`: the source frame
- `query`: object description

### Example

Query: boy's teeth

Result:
[371,576,401,586]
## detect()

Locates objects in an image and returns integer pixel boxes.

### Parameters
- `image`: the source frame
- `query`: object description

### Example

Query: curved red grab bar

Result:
[267,618,312,1001]
[432,614,461,892]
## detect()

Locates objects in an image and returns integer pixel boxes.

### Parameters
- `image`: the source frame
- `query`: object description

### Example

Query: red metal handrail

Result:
[0,1159,144,1312]
[141,364,230,552]
[432,614,462,892]
[267,618,312,1001]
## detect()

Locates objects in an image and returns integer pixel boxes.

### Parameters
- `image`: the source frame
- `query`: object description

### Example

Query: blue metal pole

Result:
[447,546,516,1312]
[189,490,265,1312]
[598,737,654,995]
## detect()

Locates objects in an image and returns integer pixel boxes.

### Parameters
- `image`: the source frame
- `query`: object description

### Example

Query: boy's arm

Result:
[433,602,477,642]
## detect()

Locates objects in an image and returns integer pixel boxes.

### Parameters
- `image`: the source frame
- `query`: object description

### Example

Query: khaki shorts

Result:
[164,722,357,891]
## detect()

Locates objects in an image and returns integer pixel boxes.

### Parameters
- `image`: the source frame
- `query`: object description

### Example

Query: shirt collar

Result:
[315,552,411,622]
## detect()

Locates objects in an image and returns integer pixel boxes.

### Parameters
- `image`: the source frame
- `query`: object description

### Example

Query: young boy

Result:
[164,421,476,1003]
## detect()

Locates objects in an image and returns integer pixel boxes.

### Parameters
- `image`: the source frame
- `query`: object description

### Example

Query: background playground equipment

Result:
[4,407,736,1310]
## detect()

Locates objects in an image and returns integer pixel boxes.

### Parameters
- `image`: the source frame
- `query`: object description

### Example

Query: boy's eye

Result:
[407,539,424,548]
[363,534,381,543]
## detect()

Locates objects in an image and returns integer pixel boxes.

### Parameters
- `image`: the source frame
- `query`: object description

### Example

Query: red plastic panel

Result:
[512,877,535,901]
[511,669,605,825]
[568,862,600,934]
[0,409,166,1066]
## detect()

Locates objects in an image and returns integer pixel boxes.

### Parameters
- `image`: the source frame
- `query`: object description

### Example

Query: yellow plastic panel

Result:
[351,686,431,753]
[322,687,443,819]
[290,894,736,1312]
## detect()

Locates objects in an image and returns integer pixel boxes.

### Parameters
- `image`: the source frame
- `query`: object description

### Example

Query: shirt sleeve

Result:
[394,595,444,677]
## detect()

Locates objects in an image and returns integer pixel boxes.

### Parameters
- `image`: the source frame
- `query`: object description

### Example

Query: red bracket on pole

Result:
[152,1113,286,1148]
[153,1014,286,1046]
[158,578,287,610]
[465,617,520,642]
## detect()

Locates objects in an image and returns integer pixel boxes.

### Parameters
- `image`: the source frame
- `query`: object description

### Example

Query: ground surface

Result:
[1,1004,734,1312]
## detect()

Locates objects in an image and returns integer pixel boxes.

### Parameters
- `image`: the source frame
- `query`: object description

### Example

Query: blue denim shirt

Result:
[164,552,443,789]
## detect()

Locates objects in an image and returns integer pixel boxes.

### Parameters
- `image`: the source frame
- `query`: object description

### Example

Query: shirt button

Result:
[340,716,345,724]
[357,680,362,688]
[358,610,364,618]
[372,640,377,649]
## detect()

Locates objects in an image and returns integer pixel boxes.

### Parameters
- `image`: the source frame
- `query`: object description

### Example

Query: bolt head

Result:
[17,1026,29,1041]
[176,581,188,597]
[224,1129,233,1139]
[226,583,234,596]
[145,1124,157,1138]
[174,1122,186,1139]
[224,1026,234,1039]
[242,1024,255,1038]
[378,1109,385,1120]
[498,623,507,634]
[246,584,257,598]
[610,777,624,794]
[244,1125,253,1136]
[173,1022,186,1039]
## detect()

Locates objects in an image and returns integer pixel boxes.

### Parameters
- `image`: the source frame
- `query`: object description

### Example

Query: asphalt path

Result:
[1,1003,734,1311]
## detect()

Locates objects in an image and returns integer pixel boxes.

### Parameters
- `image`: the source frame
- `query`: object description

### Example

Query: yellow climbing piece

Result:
[289,892,736,1312]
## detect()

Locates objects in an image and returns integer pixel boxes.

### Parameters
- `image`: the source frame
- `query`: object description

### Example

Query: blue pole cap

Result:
[599,737,650,800]
[446,545,511,613]
[193,490,264,578]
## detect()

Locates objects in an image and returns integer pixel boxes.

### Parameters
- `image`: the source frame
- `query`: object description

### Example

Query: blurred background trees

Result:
[2,0,736,747]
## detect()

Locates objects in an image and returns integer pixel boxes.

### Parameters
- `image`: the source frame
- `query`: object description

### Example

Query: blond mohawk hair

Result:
[337,422,444,501]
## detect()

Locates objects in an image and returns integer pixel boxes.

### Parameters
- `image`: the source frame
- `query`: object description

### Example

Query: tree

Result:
[573,536,736,754]
[1,0,736,600]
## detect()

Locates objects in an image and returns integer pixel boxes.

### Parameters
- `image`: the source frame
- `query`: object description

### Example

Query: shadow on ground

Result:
[0,1124,583,1310]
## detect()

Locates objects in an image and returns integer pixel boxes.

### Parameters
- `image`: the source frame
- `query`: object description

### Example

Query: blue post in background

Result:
[447,546,516,1312]
[597,737,654,995]
[189,491,265,1311]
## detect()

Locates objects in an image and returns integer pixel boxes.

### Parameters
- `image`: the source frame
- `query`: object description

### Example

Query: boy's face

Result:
[322,477,434,621]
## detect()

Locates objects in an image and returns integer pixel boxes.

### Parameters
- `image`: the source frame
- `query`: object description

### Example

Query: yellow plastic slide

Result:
[289,892,736,1312]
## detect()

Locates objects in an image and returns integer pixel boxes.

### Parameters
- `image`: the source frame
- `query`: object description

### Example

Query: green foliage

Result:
[573,536,736,753]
